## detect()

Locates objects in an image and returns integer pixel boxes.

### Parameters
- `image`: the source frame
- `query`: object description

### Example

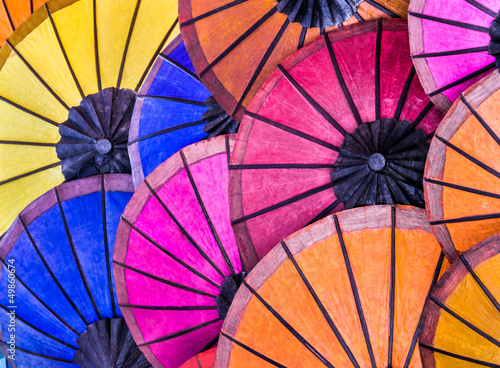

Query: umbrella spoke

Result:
[425,177,500,199]
[419,344,500,368]
[465,0,497,17]
[180,0,249,27]
[461,95,500,147]
[412,46,489,59]
[408,12,490,33]
[394,67,415,121]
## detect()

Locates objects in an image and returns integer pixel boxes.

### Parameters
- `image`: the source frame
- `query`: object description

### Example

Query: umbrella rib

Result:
[281,241,361,368]
[100,177,116,318]
[30,0,33,13]
[403,252,445,368]
[5,40,70,110]
[19,216,90,325]
[232,19,290,117]
[231,181,335,225]
[354,12,363,22]
[180,151,236,276]
[45,4,85,99]
[460,255,500,313]
[0,303,78,351]
[435,135,500,180]
[0,95,59,127]
[0,161,61,187]
[394,66,416,121]
[364,0,400,18]
[277,64,347,136]
[430,212,500,225]
[92,0,102,91]
[127,119,205,145]
[243,280,335,368]
[229,163,336,169]
[118,303,217,310]
[461,95,500,147]
[138,317,221,347]
[412,46,489,59]
[1,0,14,31]
[0,141,55,147]
[117,0,142,89]
[375,19,382,120]
[143,179,227,280]
[199,7,278,77]
[138,95,205,106]
[298,27,307,49]
[220,332,288,368]
[197,356,203,368]
[307,199,342,226]
[245,111,341,151]
[388,206,396,367]
[465,0,497,17]
[113,260,218,298]
[412,101,433,128]
[408,12,490,33]
[180,0,249,26]
[0,342,77,365]
[135,18,179,91]
[419,343,500,368]
[430,296,500,347]
[159,54,200,81]
[121,216,221,288]
[425,177,500,199]
[333,215,377,368]
[55,188,103,321]
[324,34,362,126]
[225,135,231,165]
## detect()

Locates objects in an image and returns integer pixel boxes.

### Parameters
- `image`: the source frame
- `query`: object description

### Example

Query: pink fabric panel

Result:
[423,0,499,27]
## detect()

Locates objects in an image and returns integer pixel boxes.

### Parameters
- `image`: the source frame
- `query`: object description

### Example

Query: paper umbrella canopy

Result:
[218,205,445,368]
[0,0,49,46]
[179,347,216,368]
[0,174,154,367]
[229,19,444,270]
[114,135,244,368]
[180,0,411,121]
[0,0,179,235]
[419,232,500,367]
[408,0,499,112]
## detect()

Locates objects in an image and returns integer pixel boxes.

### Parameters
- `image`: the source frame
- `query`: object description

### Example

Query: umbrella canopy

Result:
[419,233,500,368]
[424,69,500,262]
[0,0,179,235]
[0,0,46,47]
[114,135,245,368]
[180,347,216,368]
[408,0,499,112]
[218,205,445,368]
[128,35,238,188]
[229,19,444,270]
[179,0,410,122]
[0,174,149,367]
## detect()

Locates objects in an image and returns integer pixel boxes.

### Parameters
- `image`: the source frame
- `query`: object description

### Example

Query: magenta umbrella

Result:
[113,135,244,368]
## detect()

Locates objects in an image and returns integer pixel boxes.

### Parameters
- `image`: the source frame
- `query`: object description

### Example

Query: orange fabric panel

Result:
[4,0,31,28]
[446,218,500,255]
[357,2,390,20]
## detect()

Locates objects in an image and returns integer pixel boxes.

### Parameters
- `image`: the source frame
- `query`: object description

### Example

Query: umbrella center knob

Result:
[96,139,112,155]
[368,153,386,172]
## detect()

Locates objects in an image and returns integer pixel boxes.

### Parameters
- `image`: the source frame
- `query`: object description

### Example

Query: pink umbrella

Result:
[114,135,244,368]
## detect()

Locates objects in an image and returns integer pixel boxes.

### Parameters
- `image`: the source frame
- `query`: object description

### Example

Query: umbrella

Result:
[218,205,445,368]
[0,0,46,47]
[408,0,499,112]
[0,174,151,367]
[229,19,444,270]
[424,69,500,262]
[0,0,179,235]
[180,347,216,368]
[128,35,238,188]
[114,135,245,368]
[179,0,410,122]
[419,232,500,368]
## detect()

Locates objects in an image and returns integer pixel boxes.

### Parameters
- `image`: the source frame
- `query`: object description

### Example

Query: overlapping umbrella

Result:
[114,135,244,368]
[229,19,443,269]
[180,347,216,368]
[0,0,46,46]
[218,205,445,367]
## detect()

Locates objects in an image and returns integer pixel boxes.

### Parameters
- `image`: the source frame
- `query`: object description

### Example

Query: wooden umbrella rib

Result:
[307,199,342,226]
[0,161,61,187]
[430,212,500,225]
[429,62,496,96]
[143,179,227,280]
[412,46,489,59]
[0,94,59,127]
[464,0,497,17]
[364,0,399,17]
[460,96,500,147]
[220,332,288,368]
[0,141,55,146]
[121,216,221,288]
[199,7,278,77]
[127,119,205,145]
[388,206,396,366]
[242,280,335,368]
[333,215,377,368]
[277,64,347,136]
[232,19,290,117]
[1,0,14,32]
[225,135,231,165]
[0,343,77,365]
[139,95,205,106]
[180,0,249,27]
[117,0,142,89]
[408,12,489,33]
[159,54,200,81]
[229,163,336,170]
[425,177,500,199]
[375,19,382,120]
[354,12,364,22]
[30,0,33,13]
[412,101,433,128]
[394,67,416,121]
[325,33,362,126]
[118,303,217,311]
[93,0,102,91]
[100,177,116,318]
[298,27,307,50]
[419,343,500,368]
[281,241,361,368]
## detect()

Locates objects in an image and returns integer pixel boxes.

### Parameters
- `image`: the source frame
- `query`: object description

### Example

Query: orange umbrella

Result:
[218,205,445,368]
[180,347,216,368]
[179,0,410,121]
[419,233,500,367]
[0,0,46,46]
[424,70,500,262]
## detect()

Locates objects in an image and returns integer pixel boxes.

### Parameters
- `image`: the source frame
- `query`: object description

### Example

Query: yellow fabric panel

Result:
[120,0,179,90]
[473,255,500,309]
[0,167,63,234]
[15,15,81,108]
[96,0,136,89]
[0,145,59,181]
[52,0,98,96]
[435,352,492,368]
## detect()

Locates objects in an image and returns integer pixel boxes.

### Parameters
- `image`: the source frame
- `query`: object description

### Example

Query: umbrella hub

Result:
[216,271,247,320]
[74,318,152,368]
[202,96,240,138]
[331,118,429,209]
[56,87,136,181]
[276,0,363,28]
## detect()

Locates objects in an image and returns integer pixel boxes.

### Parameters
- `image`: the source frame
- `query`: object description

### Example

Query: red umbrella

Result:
[180,347,216,368]
[229,19,444,270]
[114,135,244,368]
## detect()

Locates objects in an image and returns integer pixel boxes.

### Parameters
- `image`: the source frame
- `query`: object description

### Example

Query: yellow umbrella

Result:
[0,0,179,234]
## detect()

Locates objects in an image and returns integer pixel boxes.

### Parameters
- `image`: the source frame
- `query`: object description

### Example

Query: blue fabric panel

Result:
[6,351,76,368]
[104,191,133,318]
[167,41,196,73]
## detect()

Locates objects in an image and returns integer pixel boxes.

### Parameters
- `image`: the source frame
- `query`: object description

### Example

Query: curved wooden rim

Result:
[424,70,500,263]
